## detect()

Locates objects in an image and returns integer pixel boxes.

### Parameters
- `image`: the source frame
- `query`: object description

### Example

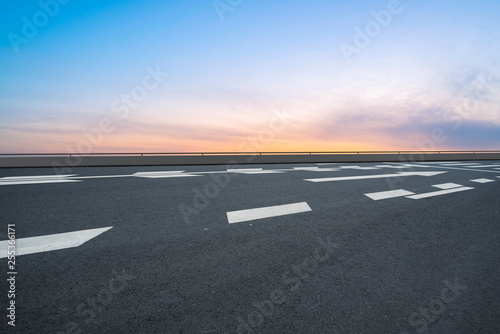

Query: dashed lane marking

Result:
[304,171,446,183]
[0,175,81,186]
[227,202,312,224]
[388,163,500,174]
[439,163,479,166]
[463,165,500,168]
[374,165,408,169]
[339,166,379,170]
[365,189,415,200]
[432,183,462,189]
[227,169,285,174]
[133,171,202,178]
[72,175,131,179]
[0,175,77,179]
[406,187,474,199]
[290,167,340,172]
[293,167,320,170]
[471,178,495,184]
[0,179,82,186]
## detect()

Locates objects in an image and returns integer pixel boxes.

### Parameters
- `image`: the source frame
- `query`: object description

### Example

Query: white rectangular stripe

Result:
[432,183,462,189]
[365,189,415,200]
[0,179,81,186]
[227,168,262,172]
[471,178,495,183]
[0,174,77,180]
[406,187,474,199]
[439,163,473,166]
[238,170,285,174]
[227,202,311,224]
[133,171,201,178]
[0,227,112,258]
[375,165,408,169]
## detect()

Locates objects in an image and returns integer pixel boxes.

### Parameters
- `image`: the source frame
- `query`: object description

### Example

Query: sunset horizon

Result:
[1,0,499,153]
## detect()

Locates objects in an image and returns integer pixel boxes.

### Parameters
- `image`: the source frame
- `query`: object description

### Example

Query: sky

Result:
[0,0,499,153]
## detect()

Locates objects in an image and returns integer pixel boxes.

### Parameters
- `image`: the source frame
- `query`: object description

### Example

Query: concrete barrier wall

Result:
[1,153,499,168]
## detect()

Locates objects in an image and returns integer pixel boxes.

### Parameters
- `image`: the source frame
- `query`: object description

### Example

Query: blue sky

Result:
[0,0,499,153]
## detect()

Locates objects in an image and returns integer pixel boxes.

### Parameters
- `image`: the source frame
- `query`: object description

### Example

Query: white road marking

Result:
[227,168,262,172]
[0,176,82,186]
[227,168,284,174]
[242,170,286,174]
[375,165,408,169]
[137,174,201,178]
[190,171,231,174]
[133,171,184,175]
[310,168,341,172]
[133,171,201,178]
[398,164,500,174]
[227,202,311,224]
[396,164,433,168]
[0,227,113,258]
[72,175,132,179]
[0,174,77,180]
[432,183,462,189]
[439,163,476,166]
[463,165,500,168]
[471,178,495,183]
[293,167,319,170]
[339,166,379,170]
[365,189,415,200]
[406,187,474,199]
[304,171,446,183]
[288,167,339,172]
[0,179,82,186]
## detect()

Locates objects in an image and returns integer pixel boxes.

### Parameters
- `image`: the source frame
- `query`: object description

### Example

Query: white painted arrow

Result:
[305,171,446,182]
[0,227,113,258]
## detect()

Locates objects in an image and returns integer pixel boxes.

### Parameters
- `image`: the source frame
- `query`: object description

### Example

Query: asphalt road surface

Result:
[1,160,499,333]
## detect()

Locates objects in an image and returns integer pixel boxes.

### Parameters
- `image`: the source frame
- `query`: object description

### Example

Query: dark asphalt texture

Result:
[1,161,499,333]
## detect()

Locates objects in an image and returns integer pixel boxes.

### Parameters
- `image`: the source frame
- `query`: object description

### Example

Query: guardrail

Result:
[1,150,500,168]
[1,150,499,157]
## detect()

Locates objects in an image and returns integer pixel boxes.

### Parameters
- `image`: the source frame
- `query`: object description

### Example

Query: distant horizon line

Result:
[1,150,499,156]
